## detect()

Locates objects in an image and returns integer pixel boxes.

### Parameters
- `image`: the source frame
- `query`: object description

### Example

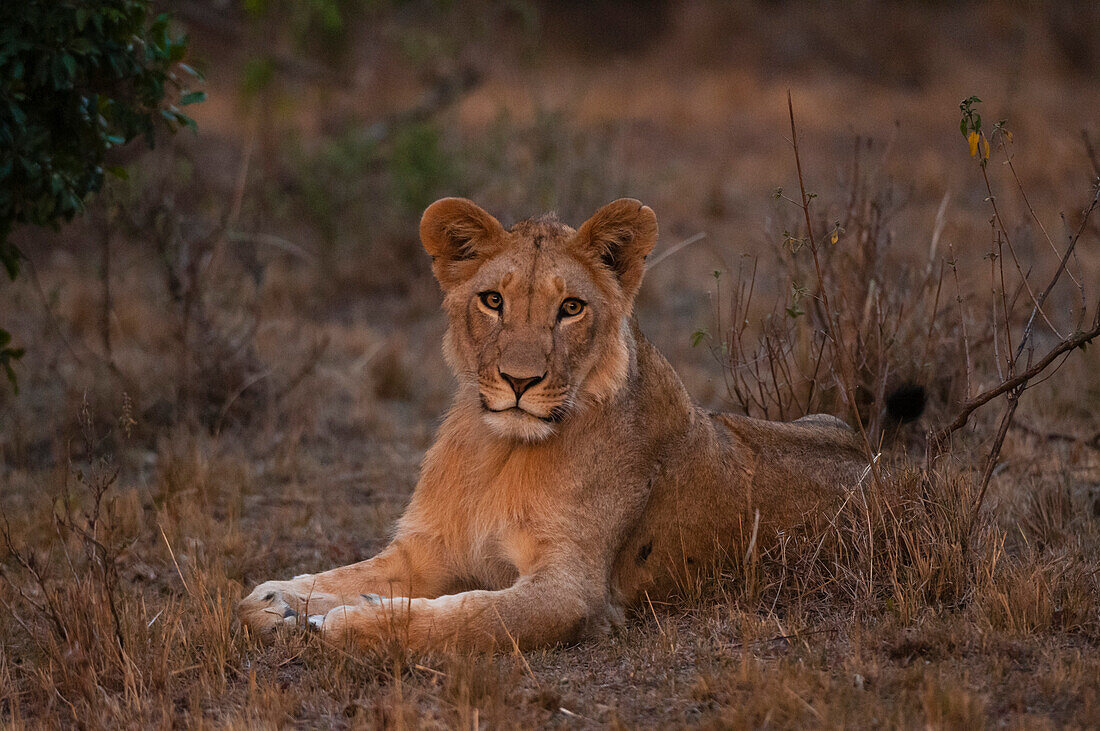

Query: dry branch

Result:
[931,307,1100,453]
[1015,184,1100,361]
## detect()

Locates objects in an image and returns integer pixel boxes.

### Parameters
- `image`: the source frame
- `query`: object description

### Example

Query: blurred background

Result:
[5,1,1100,446]
[6,0,1100,443]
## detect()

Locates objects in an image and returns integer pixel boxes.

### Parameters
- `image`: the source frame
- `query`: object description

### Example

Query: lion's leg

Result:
[315,569,606,652]
[239,534,452,635]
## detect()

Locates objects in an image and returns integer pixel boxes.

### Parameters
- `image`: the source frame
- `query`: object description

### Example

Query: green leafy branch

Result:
[0,0,204,390]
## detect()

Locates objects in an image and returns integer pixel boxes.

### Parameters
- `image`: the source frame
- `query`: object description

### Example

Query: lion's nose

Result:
[499,371,545,399]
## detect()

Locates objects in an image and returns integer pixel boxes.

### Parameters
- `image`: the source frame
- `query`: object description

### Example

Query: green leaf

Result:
[179,90,206,106]
[168,40,187,62]
[175,112,197,131]
[690,329,708,347]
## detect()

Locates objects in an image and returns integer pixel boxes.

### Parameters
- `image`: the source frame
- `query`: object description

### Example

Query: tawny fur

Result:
[238,198,869,651]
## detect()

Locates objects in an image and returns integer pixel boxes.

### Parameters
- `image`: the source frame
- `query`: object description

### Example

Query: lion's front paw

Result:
[239,579,388,638]
[311,604,371,643]
[238,581,297,635]
[238,578,334,636]
[305,600,403,646]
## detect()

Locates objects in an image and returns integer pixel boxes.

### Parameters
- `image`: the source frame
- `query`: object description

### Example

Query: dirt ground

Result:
[2,2,1100,727]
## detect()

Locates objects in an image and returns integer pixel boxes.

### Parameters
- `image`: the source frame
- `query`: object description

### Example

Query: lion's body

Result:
[239,199,869,650]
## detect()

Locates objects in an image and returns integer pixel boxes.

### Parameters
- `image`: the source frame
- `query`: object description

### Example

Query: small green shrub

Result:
[0,0,202,388]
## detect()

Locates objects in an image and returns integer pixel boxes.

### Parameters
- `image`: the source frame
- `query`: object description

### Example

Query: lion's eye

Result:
[558,298,585,319]
[479,291,503,312]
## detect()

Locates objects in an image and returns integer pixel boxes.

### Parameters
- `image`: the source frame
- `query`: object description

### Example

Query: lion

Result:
[239,197,871,650]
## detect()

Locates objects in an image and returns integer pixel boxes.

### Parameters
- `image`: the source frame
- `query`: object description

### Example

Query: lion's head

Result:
[420,198,658,441]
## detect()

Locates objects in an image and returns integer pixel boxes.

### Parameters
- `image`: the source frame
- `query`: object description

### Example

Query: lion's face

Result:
[420,198,658,442]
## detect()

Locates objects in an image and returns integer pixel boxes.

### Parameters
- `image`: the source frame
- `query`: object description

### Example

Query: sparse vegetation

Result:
[3,1,1100,727]
[0,0,203,388]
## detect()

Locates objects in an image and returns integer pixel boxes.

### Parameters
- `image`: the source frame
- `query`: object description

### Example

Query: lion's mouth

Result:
[479,396,567,424]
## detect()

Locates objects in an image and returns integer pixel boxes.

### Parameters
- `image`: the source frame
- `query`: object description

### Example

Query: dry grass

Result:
[3,1,1100,727]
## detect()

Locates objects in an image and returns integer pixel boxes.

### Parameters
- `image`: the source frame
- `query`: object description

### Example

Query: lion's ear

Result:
[420,198,506,288]
[574,198,658,300]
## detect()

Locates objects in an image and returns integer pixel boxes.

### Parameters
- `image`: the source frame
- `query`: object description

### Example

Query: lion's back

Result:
[612,397,870,606]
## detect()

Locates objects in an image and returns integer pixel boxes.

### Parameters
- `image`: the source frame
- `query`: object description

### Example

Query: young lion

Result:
[239,198,869,650]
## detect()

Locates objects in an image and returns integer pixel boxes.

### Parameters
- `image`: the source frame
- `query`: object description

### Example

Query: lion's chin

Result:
[482,408,559,443]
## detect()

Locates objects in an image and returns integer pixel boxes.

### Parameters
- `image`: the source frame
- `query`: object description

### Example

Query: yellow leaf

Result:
[830,231,839,244]
[982,135,990,160]
[967,131,979,157]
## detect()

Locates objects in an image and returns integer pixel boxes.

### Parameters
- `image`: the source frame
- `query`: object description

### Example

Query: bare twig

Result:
[647,231,708,268]
[1083,130,1100,178]
[226,231,317,264]
[0,517,69,642]
[979,159,1062,339]
[948,244,973,398]
[787,91,885,493]
[931,309,1100,451]
[968,387,1022,535]
[928,192,950,275]
[159,525,193,598]
[1014,183,1100,362]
